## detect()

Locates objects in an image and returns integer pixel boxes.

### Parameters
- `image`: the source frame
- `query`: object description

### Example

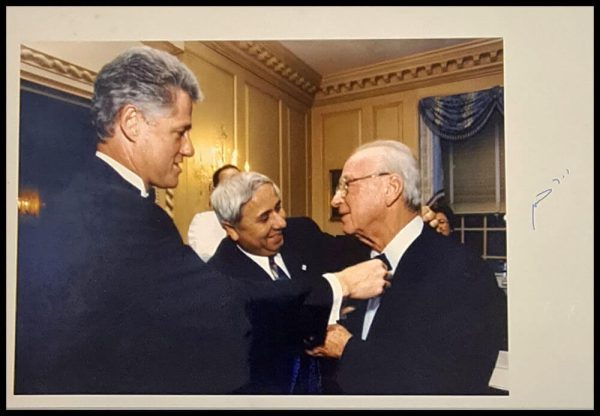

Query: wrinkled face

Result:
[330,150,389,243]
[136,89,194,189]
[227,184,287,256]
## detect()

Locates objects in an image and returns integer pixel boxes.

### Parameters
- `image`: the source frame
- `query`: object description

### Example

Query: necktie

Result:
[361,253,392,340]
[373,253,392,271]
[266,256,321,392]
[268,255,289,281]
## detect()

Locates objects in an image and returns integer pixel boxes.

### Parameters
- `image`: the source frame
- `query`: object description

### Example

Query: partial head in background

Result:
[331,139,421,251]
[92,46,202,189]
[210,164,241,193]
[211,171,286,256]
[423,191,455,236]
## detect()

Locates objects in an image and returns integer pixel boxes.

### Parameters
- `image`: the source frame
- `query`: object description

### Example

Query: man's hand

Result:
[421,205,451,236]
[334,258,390,299]
[306,324,352,359]
[421,205,438,228]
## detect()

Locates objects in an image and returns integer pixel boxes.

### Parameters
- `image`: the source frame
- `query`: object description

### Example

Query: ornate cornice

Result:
[200,40,321,106]
[20,45,96,98]
[21,46,96,83]
[314,38,503,105]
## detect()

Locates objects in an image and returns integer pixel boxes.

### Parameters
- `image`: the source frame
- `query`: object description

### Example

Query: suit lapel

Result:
[217,239,273,283]
[280,247,307,280]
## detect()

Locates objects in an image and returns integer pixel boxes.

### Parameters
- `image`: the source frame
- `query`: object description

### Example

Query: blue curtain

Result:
[419,85,504,141]
[418,86,504,204]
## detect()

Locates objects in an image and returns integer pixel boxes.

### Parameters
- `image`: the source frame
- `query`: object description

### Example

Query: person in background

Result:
[188,164,241,261]
[308,139,507,395]
[14,46,389,394]
[208,171,386,394]
[421,191,455,237]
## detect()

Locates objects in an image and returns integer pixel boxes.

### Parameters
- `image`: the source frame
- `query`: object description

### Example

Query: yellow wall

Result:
[312,74,504,235]
[168,43,312,242]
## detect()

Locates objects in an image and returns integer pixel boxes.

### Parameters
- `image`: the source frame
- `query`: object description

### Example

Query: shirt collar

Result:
[371,215,424,273]
[235,246,289,280]
[96,151,150,198]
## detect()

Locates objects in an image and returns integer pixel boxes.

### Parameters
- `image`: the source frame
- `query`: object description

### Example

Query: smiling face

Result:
[135,88,194,189]
[227,183,287,256]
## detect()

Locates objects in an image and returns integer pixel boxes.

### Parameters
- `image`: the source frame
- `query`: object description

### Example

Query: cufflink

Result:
[301,264,307,271]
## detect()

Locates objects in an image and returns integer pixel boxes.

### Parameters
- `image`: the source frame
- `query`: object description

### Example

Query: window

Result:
[442,111,505,214]
[442,110,506,265]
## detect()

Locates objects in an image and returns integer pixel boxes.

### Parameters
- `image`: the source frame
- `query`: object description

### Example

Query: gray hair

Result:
[352,140,421,211]
[211,171,281,225]
[91,46,203,141]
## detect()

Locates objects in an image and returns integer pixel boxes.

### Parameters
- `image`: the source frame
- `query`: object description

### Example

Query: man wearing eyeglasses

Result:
[307,140,507,395]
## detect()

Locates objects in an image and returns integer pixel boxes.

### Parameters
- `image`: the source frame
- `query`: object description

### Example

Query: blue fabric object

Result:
[418,85,504,141]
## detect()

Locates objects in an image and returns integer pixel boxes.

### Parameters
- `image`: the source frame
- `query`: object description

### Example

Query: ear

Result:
[384,174,403,207]
[118,105,141,142]
[222,221,240,242]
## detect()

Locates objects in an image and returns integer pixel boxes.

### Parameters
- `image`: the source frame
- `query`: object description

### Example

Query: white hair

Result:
[352,140,421,211]
[211,171,281,225]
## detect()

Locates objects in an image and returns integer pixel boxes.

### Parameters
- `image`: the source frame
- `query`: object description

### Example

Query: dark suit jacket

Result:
[14,158,329,394]
[335,226,508,395]
[208,217,334,394]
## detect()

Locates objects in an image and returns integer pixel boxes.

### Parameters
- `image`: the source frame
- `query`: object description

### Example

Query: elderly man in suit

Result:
[209,171,381,394]
[308,140,508,395]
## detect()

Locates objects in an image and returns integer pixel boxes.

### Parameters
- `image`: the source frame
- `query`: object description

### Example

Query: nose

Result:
[331,190,343,208]
[181,132,194,157]
[273,210,287,229]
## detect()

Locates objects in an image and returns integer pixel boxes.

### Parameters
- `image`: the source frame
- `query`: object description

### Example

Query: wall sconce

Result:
[17,188,42,217]
[192,124,246,191]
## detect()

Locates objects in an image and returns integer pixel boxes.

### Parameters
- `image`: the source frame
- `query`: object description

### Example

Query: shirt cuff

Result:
[323,273,343,324]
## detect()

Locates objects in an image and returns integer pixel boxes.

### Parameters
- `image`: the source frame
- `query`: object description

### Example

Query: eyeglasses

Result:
[335,172,390,198]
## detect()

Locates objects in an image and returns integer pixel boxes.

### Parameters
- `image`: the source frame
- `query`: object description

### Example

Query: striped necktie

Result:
[268,255,289,281]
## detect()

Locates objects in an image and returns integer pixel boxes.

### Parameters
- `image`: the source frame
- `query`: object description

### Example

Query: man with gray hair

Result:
[14,46,388,394]
[307,140,507,394]
[209,171,381,394]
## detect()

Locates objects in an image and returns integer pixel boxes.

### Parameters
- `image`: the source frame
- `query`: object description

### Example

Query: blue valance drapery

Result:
[418,85,504,206]
[418,85,504,141]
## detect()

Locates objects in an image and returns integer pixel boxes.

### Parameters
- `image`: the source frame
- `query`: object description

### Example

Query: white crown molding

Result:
[19,39,503,109]
[20,45,97,98]
[200,40,322,106]
[314,38,504,106]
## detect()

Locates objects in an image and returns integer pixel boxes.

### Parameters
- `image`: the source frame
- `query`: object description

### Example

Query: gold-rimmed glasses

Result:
[335,172,390,198]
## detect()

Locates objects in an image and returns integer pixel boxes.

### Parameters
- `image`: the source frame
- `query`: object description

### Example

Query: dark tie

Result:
[266,255,321,393]
[373,253,392,271]
[358,253,392,340]
[342,253,392,337]
[268,255,289,280]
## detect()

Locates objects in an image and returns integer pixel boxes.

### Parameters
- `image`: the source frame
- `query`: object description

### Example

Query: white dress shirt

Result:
[96,151,150,198]
[187,211,228,262]
[236,246,343,325]
[361,215,424,340]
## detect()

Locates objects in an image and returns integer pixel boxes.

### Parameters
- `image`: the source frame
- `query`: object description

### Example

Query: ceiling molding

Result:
[200,40,321,106]
[141,41,184,56]
[314,38,504,106]
[20,45,96,98]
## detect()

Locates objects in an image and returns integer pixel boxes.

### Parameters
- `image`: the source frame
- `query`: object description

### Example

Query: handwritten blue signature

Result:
[532,169,570,230]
